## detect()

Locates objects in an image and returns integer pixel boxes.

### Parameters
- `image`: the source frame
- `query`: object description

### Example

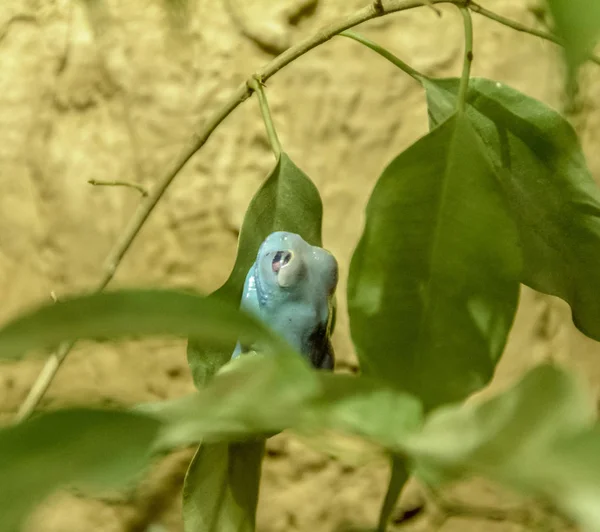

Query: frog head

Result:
[254,231,338,308]
[238,231,337,369]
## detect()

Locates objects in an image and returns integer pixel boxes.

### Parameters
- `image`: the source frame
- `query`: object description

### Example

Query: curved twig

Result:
[88,179,148,196]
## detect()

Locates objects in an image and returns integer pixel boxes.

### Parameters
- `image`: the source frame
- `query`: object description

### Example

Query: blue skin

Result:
[231,231,338,369]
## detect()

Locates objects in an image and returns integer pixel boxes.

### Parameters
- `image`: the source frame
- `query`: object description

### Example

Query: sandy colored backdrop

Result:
[0,0,598,530]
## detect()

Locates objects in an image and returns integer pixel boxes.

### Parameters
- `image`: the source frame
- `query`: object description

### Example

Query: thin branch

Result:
[88,178,148,196]
[457,6,473,113]
[421,0,442,17]
[15,341,76,422]
[340,30,424,82]
[15,0,600,421]
[247,77,282,159]
[468,1,600,67]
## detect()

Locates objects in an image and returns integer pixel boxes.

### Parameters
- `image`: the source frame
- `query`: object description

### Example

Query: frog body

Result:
[231,231,338,369]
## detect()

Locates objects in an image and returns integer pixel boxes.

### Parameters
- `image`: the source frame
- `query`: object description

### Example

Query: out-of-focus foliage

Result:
[545,0,600,70]
[3,3,600,532]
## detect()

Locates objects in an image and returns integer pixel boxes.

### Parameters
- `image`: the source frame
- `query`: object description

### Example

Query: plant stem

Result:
[15,0,600,422]
[377,455,409,531]
[457,6,473,113]
[15,342,75,422]
[248,77,282,159]
[340,30,425,82]
[88,179,148,196]
[421,0,442,16]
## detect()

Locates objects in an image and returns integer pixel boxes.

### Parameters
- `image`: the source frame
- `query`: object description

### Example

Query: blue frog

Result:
[231,231,338,370]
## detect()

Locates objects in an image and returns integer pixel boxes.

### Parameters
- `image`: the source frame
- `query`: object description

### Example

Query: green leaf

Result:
[146,354,423,531]
[179,351,318,532]
[187,151,324,387]
[299,373,422,450]
[402,364,598,530]
[163,353,420,532]
[348,112,521,410]
[0,408,160,532]
[143,354,319,448]
[544,426,600,531]
[141,354,422,452]
[424,76,600,342]
[0,289,286,360]
[182,441,264,532]
[405,364,594,483]
[545,0,600,69]
[210,152,323,304]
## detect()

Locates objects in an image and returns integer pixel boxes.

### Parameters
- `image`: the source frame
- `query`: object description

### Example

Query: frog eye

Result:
[272,250,293,273]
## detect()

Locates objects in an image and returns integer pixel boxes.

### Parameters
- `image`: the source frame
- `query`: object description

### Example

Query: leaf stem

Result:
[377,455,409,531]
[422,0,442,16]
[340,30,425,82]
[88,179,148,196]
[457,5,473,113]
[247,77,282,159]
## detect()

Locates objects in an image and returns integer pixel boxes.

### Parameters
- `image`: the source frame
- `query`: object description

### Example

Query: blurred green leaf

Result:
[187,152,324,387]
[545,0,600,69]
[543,425,600,531]
[142,353,422,452]
[180,353,311,532]
[158,354,420,532]
[425,76,600,343]
[0,289,286,360]
[405,364,594,483]
[148,355,421,532]
[0,408,160,532]
[179,357,277,532]
[300,373,422,449]
[142,354,318,448]
[348,112,521,410]
[403,364,598,530]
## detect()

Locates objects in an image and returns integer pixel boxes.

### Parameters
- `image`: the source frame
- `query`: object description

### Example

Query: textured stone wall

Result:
[0,0,598,530]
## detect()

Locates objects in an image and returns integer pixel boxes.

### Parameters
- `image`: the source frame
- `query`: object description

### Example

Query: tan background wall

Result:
[0,0,598,530]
